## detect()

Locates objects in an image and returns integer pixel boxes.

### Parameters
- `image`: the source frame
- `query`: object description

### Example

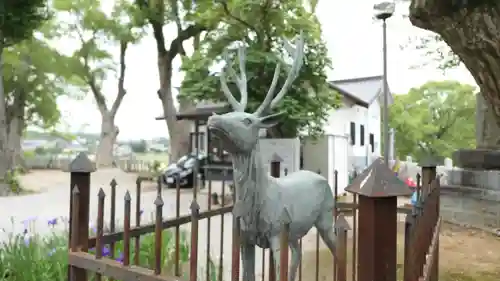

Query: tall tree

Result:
[3,36,72,168]
[53,0,145,167]
[389,81,476,162]
[408,1,500,149]
[180,0,339,138]
[0,0,50,193]
[135,0,220,162]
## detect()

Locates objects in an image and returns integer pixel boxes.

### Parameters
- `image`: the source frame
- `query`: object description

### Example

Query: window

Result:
[360,125,365,146]
[369,133,375,153]
[350,122,356,145]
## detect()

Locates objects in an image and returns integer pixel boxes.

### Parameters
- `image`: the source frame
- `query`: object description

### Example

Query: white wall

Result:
[323,99,381,165]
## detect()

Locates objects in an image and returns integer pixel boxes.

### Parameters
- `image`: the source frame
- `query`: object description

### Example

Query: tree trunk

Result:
[409,2,500,148]
[0,43,10,195]
[158,55,191,162]
[6,97,25,170]
[96,114,119,167]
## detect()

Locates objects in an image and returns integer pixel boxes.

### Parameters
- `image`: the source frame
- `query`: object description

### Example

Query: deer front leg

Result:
[241,242,256,281]
[269,236,282,281]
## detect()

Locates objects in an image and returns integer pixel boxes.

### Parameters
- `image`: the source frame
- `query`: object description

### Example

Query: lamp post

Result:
[374,1,395,167]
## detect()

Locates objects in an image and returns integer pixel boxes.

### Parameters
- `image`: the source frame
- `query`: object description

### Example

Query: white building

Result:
[167,76,393,193]
[303,75,393,193]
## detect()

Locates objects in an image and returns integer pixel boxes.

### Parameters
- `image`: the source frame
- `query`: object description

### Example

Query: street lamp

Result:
[374,1,395,166]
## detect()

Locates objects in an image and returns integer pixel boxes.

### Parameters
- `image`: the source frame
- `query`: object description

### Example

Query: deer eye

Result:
[241,118,253,126]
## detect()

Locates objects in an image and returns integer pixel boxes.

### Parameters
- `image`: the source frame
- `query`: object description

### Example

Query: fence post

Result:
[66,152,95,281]
[189,200,200,281]
[345,158,412,281]
[419,156,439,281]
[269,153,282,281]
[403,211,415,281]
[335,214,350,281]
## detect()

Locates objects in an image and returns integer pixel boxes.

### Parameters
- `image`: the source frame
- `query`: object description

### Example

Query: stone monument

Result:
[206,32,338,281]
[454,93,500,170]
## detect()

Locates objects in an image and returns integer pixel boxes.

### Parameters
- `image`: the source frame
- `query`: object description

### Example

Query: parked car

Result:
[163,152,207,188]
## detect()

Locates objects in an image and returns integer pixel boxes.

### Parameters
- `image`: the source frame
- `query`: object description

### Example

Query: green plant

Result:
[0,217,221,281]
[4,167,27,195]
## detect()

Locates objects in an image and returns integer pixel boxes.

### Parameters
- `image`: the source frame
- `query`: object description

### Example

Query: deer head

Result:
[207,33,305,153]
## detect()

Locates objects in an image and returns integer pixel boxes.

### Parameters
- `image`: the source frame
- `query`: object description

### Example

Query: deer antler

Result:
[254,32,305,117]
[220,45,248,112]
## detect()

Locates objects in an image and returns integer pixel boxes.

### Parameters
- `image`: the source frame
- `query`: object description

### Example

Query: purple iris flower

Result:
[116,252,124,263]
[48,218,58,226]
[89,246,111,257]
[24,235,30,246]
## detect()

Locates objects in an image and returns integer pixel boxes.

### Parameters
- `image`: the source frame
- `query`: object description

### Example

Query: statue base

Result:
[453,148,500,170]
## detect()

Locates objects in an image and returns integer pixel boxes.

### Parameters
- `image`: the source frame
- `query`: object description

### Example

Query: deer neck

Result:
[231,145,267,210]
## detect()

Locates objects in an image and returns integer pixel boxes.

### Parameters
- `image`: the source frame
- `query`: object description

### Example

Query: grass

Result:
[134,153,169,163]
[0,217,218,281]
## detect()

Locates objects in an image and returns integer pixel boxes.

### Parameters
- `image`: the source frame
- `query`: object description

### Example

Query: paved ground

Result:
[2,169,411,281]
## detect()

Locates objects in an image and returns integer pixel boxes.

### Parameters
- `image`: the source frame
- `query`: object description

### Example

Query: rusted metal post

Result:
[269,153,282,281]
[190,200,200,281]
[403,212,415,281]
[335,214,350,281]
[345,158,412,281]
[67,152,95,281]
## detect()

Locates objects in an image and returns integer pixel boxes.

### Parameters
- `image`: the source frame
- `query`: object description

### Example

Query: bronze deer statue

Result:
[207,33,338,281]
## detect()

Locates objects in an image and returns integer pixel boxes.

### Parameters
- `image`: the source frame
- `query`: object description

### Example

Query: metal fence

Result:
[66,153,439,281]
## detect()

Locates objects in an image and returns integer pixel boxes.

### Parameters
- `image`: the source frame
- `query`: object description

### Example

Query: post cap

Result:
[97,187,106,198]
[190,200,200,212]
[66,152,96,173]
[345,158,413,197]
[334,214,351,230]
[154,194,164,207]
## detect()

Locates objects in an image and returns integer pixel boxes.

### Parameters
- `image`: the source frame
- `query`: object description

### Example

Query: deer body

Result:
[207,33,338,281]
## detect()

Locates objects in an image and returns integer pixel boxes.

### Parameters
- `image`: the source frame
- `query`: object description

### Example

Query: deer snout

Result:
[207,114,223,129]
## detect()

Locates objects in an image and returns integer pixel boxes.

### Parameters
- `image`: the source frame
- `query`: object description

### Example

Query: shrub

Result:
[0,217,218,281]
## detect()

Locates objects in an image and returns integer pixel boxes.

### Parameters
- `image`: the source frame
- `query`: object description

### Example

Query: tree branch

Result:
[150,18,167,55]
[168,0,186,56]
[219,1,261,42]
[166,24,206,64]
[110,40,128,117]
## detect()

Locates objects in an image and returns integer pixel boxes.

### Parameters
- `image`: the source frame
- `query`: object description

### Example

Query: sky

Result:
[54,0,477,140]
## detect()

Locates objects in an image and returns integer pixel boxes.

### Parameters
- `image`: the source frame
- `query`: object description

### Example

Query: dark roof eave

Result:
[328,83,369,108]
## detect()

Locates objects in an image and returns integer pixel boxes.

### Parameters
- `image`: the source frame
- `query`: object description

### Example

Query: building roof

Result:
[329,75,393,108]
[155,102,231,121]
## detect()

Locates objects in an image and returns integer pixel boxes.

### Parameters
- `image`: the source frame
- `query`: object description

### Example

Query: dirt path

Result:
[300,222,500,281]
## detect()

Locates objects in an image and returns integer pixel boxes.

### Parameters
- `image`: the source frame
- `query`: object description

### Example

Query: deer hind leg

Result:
[315,210,338,258]
[269,236,282,281]
[289,240,301,281]
[241,243,256,281]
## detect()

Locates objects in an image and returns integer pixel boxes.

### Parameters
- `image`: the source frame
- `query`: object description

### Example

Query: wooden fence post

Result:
[345,158,412,281]
[66,152,95,281]
[419,156,440,281]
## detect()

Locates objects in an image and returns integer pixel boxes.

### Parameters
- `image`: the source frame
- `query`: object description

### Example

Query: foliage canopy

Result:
[0,0,50,46]
[180,0,340,137]
[389,81,476,161]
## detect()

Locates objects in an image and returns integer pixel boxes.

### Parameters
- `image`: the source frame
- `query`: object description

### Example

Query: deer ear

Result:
[258,112,285,128]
